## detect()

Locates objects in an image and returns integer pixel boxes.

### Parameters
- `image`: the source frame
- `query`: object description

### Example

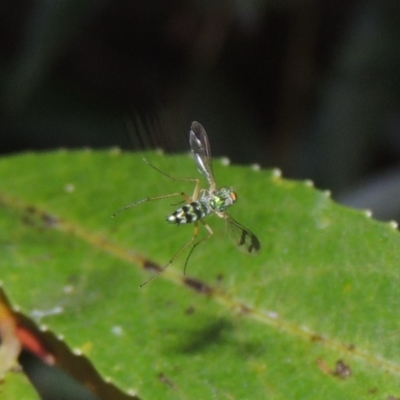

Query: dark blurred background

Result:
[2,0,400,218]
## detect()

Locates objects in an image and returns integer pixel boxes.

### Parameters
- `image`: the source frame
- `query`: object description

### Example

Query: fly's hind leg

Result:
[183,220,214,275]
[139,221,201,287]
[140,220,215,287]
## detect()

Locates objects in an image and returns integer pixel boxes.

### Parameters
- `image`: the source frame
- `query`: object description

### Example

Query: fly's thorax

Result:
[166,201,208,224]
[209,187,237,212]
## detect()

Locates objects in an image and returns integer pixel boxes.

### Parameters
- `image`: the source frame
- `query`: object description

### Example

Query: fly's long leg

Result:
[139,221,201,287]
[140,220,214,287]
[113,157,203,217]
[112,192,190,217]
[183,220,214,274]
[143,158,201,200]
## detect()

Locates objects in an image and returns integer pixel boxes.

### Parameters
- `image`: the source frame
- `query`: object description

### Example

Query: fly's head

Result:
[210,187,237,212]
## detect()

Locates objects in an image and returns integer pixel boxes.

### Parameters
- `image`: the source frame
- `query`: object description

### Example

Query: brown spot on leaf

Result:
[41,213,59,228]
[333,359,351,379]
[310,334,323,342]
[183,277,212,295]
[158,372,177,389]
[21,206,59,229]
[238,304,252,314]
[316,358,351,379]
[185,306,195,315]
[143,259,162,273]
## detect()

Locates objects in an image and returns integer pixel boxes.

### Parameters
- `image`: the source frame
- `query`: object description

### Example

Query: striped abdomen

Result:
[167,200,209,224]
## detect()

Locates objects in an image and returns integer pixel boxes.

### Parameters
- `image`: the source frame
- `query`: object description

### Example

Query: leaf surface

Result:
[1,150,400,399]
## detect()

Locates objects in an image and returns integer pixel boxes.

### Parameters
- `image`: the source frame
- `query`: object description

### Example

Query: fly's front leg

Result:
[144,158,199,184]
[143,158,201,201]
[112,192,188,217]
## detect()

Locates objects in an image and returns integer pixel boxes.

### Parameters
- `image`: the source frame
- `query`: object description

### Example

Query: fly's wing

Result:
[225,214,260,254]
[189,121,216,189]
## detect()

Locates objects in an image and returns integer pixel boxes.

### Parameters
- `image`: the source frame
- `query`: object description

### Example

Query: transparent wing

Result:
[189,121,216,189]
[225,214,260,254]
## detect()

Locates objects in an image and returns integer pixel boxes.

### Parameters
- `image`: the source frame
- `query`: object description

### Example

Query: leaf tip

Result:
[323,189,331,198]
[220,156,231,166]
[389,220,398,230]
[363,209,373,218]
[73,348,83,356]
[271,168,282,179]
[304,179,314,188]
[109,147,122,156]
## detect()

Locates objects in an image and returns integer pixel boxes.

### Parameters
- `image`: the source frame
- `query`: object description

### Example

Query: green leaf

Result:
[1,149,400,399]
[1,372,39,400]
